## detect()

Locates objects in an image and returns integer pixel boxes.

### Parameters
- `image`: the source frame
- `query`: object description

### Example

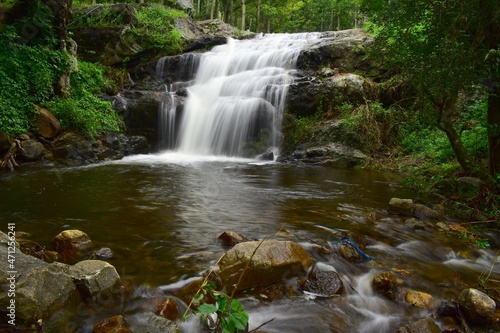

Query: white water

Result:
[158,33,321,159]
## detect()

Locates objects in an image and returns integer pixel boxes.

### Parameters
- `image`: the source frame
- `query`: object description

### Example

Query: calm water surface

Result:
[1,153,498,332]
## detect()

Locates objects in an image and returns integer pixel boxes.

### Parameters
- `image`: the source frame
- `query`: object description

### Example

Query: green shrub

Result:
[131,5,185,54]
[0,27,69,135]
[46,61,120,136]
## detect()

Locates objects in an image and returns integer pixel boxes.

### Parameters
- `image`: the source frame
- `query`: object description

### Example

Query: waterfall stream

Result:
[157,33,321,159]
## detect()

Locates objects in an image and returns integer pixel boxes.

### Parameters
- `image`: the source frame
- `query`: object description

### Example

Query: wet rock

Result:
[436,222,451,232]
[93,315,132,333]
[126,135,150,155]
[290,142,367,168]
[405,290,434,309]
[300,263,344,297]
[69,260,121,303]
[338,236,372,263]
[127,312,177,333]
[36,105,61,139]
[218,231,249,247]
[372,271,398,300]
[254,283,288,300]
[458,288,496,325]
[51,132,97,164]
[153,298,179,321]
[389,198,441,220]
[19,139,45,161]
[92,247,114,260]
[218,240,312,294]
[405,218,427,231]
[53,229,92,262]
[0,231,78,321]
[0,130,12,155]
[397,317,441,333]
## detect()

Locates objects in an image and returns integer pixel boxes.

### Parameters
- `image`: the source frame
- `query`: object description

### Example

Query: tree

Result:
[362,0,500,175]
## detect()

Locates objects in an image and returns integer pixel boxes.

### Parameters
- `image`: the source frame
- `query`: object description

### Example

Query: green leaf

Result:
[197,303,217,314]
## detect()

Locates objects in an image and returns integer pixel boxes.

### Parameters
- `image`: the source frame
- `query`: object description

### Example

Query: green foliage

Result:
[187,281,249,333]
[130,5,184,54]
[46,61,121,136]
[0,27,69,135]
[339,101,396,154]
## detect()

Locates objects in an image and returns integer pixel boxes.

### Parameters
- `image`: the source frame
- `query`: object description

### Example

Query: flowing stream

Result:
[1,33,499,332]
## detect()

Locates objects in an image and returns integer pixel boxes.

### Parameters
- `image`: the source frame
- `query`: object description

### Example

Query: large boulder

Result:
[36,105,61,139]
[0,231,79,322]
[218,240,312,294]
[18,139,45,162]
[288,142,367,168]
[51,132,98,164]
[68,260,121,303]
[458,288,496,325]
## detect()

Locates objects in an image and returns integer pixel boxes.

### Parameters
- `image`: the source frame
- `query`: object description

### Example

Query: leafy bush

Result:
[131,5,185,54]
[46,61,121,135]
[0,26,69,135]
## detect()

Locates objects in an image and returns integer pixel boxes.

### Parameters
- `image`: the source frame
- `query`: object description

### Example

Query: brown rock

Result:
[36,105,61,139]
[338,243,364,262]
[53,229,92,262]
[301,263,344,297]
[458,288,496,325]
[397,317,441,333]
[372,271,398,300]
[93,315,132,333]
[405,290,434,309]
[19,139,44,161]
[153,298,179,320]
[218,231,249,247]
[218,240,312,294]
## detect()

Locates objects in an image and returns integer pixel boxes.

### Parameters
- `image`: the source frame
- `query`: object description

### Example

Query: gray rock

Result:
[397,317,441,333]
[458,288,496,325]
[68,260,121,302]
[19,139,45,162]
[218,240,312,294]
[389,198,442,220]
[0,231,78,321]
[128,312,177,333]
[293,142,367,168]
[300,263,344,297]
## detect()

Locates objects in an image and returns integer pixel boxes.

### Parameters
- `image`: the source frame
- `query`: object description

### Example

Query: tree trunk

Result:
[256,0,261,32]
[198,0,201,16]
[210,0,215,19]
[488,83,500,176]
[434,97,472,172]
[241,0,245,30]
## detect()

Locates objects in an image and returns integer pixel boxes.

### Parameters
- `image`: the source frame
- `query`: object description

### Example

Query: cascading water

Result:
[157,33,321,159]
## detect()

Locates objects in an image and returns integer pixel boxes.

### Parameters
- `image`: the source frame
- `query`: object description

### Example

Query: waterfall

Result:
[157,33,320,159]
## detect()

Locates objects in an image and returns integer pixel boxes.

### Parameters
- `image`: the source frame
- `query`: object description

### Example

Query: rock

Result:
[218,231,249,247]
[389,198,441,220]
[92,247,114,260]
[397,317,441,333]
[36,105,61,139]
[218,240,312,294]
[436,222,451,232]
[53,229,92,262]
[338,236,373,262]
[19,139,45,161]
[19,133,30,141]
[93,315,132,333]
[372,271,398,300]
[289,142,367,168]
[300,263,344,297]
[0,130,12,155]
[117,90,163,149]
[458,288,496,325]
[0,231,78,321]
[69,260,121,303]
[327,73,370,104]
[126,135,150,155]
[405,290,434,309]
[51,132,97,164]
[153,298,179,320]
[127,312,177,333]
[456,177,482,196]
[405,218,427,231]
